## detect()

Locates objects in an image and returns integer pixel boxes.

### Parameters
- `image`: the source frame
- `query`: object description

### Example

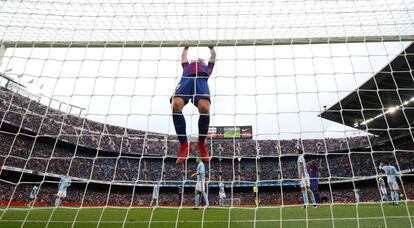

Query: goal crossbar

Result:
[2,35,414,48]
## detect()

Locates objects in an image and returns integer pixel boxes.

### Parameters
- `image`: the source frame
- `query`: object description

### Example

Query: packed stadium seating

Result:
[0,87,380,157]
[1,87,413,206]
[1,131,413,183]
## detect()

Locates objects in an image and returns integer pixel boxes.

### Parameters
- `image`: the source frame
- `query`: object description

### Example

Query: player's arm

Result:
[393,167,400,176]
[316,166,320,179]
[191,166,200,178]
[181,46,189,64]
[191,171,199,178]
[208,46,216,63]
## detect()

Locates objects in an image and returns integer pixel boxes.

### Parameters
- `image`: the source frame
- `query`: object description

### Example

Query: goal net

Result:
[0,0,413,227]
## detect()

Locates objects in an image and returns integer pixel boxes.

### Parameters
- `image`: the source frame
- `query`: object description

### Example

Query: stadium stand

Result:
[1,86,413,206]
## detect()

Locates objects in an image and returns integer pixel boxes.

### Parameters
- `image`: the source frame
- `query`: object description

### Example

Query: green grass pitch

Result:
[0,203,413,228]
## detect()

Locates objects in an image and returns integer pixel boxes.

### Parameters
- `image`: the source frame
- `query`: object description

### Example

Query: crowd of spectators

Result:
[1,131,413,185]
[1,86,414,207]
[0,87,387,158]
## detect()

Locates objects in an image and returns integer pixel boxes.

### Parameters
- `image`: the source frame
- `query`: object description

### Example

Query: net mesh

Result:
[0,0,414,227]
[1,0,413,43]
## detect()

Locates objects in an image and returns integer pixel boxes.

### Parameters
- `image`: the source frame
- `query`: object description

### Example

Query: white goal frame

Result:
[1,35,414,49]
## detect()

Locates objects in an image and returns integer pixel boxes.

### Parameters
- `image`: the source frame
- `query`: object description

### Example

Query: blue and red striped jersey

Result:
[182,61,214,77]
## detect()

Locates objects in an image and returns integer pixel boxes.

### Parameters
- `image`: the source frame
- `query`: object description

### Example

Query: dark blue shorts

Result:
[310,180,319,192]
[171,75,210,106]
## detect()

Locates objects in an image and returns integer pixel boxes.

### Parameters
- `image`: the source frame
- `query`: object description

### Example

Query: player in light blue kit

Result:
[28,185,39,207]
[191,158,209,208]
[150,184,159,207]
[55,176,71,207]
[379,160,400,205]
[296,148,316,208]
[218,182,226,207]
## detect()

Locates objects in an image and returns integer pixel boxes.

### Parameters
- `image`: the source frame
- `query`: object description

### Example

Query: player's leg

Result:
[313,190,320,205]
[381,188,388,202]
[171,78,194,164]
[394,182,400,205]
[193,79,211,162]
[306,186,316,207]
[390,190,395,202]
[201,190,209,207]
[197,99,210,142]
[171,95,191,164]
[316,192,321,204]
[172,96,186,140]
[382,193,388,202]
[55,196,60,207]
[390,181,400,205]
[300,186,308,206]
[195,99,210,161]
[303,178,315,207]
[28,198,33,207]
[195,182,201,207]
[311,181,320,204]
[195,190,200,207]
[393,189,400,205]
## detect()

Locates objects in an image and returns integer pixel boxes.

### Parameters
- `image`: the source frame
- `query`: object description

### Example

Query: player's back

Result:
[383,165,398,181]
[389,166,398,175]
[30,186,39,197]
[59,177,71,191]
[309,163,318,178]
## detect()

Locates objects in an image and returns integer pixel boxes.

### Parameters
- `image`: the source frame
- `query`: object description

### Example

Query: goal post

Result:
[0,45,6,67]
[231,198,241,207]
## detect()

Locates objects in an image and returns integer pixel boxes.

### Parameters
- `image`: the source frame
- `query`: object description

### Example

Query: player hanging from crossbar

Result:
[171,46,216,165]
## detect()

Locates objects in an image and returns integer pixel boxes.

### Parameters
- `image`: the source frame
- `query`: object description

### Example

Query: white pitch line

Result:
[1,215,413,224]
